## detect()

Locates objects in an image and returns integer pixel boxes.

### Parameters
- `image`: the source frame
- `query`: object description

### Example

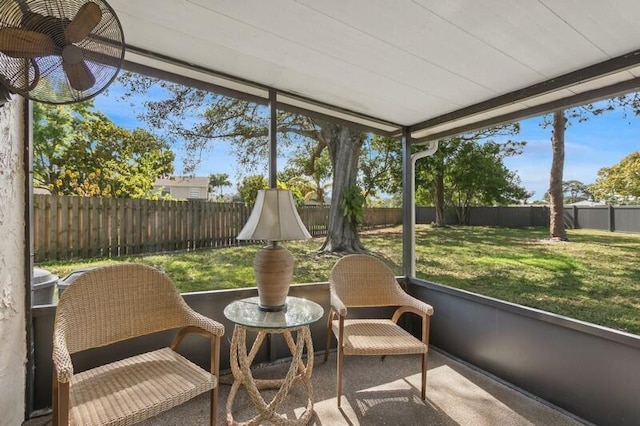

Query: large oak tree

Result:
[117,73,368,253]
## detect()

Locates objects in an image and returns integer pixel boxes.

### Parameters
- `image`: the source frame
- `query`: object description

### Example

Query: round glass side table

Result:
[224,296,324,426]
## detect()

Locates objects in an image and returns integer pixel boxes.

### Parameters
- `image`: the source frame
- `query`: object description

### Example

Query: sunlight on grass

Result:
[38,226,640,335]
[474,254,583,273]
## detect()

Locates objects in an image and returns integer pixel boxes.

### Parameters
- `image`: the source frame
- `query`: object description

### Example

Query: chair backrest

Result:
[329,254,405,307]
[54,263,190,354]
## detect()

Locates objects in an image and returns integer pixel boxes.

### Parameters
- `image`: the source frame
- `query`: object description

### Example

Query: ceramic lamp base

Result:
[253,244,293,311]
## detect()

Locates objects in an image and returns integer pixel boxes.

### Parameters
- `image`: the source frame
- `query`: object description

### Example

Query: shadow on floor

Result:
[24,349,586,426]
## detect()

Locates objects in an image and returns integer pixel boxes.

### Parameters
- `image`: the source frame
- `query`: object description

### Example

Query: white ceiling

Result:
[108,0,640,139]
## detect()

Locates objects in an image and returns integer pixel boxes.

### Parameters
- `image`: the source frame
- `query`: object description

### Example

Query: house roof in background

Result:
[109,0,640,140]
[154,176,209,188]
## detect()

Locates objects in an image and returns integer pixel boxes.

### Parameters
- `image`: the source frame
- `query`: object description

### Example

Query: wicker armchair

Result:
[52,263,224,426]
[324,254,434,406]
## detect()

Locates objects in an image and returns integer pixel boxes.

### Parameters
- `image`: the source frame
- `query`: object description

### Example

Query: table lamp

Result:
[237,189,311,311]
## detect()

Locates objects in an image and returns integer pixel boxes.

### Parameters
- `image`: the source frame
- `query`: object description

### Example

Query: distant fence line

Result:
[33,195,402,261]
[416,205,640,233]
[416,206,550,227]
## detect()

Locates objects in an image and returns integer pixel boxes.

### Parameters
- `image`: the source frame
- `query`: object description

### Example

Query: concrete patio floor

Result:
[25,348,587,426]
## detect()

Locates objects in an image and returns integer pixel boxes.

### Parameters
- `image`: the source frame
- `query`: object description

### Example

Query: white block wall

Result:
[0,96,26,426]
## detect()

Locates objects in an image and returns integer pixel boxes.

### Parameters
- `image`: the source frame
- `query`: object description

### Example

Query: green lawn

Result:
[38,226,640,335]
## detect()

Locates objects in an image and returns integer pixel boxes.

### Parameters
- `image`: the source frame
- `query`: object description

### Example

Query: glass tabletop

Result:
[224,296,324,329]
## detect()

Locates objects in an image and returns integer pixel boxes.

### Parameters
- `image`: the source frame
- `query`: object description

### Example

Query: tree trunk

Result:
[460,204,471,225]
[434,173,446,226]
[319,125,365,253]
[549,110,568,240]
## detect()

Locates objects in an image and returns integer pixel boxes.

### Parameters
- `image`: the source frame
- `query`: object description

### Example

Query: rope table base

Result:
[226,324,315,426]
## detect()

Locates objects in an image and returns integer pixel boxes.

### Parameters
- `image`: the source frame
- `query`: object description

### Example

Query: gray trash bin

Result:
[58,267,98,298]
[32,268,59,305]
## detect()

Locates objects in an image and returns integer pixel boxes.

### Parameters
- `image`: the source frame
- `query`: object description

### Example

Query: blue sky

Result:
[96,83,640,201]
[97,82,244,188]
[502,106,640,200]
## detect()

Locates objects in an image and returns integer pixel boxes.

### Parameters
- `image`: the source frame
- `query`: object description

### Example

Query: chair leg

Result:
[56,381,70,426]
[421,352,428,401]
[52,374,58,426]
[325,314,333,362]
[421,314,431,401]
[337,345,344,408]
[210,387,217,426]
[210,335,220,426]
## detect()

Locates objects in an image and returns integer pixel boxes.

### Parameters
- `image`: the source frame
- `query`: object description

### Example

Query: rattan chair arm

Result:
[330,289,348,317]
[52,330,74,383]
[171,325,217,350]
[182,308,225,337]
[395,292,434,316]
[391,305,429,323]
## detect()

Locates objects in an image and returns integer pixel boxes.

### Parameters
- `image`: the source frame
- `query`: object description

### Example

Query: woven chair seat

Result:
[332,319,427,356]
[68,347,215,426]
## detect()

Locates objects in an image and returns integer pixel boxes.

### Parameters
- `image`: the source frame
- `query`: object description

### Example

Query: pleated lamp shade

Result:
[237,189,311,241]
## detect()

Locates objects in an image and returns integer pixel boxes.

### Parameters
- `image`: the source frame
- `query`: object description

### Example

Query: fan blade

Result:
[0,28,56,58]
[22,12,70,47]
[65,2,102,43]
[63,60,95,91]
[22,11,55,32]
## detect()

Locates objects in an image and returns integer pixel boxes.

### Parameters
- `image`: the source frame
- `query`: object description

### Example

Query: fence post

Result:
[573,205,578,229]
[608,205,615,232]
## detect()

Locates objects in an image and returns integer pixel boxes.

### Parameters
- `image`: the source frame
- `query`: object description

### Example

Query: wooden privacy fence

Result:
[297,205,403,236]
[33,195,402,261]
[33,195,250,261]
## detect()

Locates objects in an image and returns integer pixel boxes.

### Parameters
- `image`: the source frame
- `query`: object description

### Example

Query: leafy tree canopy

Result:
[33,101,174,198]
[359,135,401,202]
[591,151,640,204]
[237,175,268,206]
[562,180,594,204]
[433,138,530,224]
[281,138,332,204]
[208,173,232,201]
[386,124,527,226]
[542,180,594,204]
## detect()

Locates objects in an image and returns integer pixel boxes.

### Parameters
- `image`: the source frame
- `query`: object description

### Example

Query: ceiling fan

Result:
[0,0,124,105]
